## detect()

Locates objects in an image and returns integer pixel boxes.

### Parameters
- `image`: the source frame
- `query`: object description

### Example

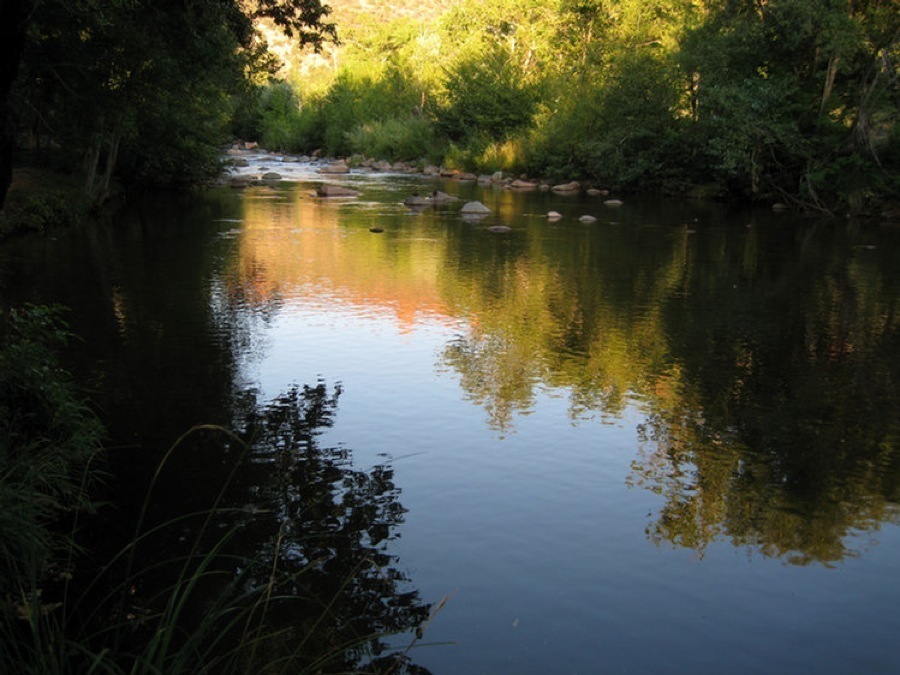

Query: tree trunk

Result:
[84,127,103,197]
[0,0,35,212]
[99,120,123,201]
[818,55,840,119]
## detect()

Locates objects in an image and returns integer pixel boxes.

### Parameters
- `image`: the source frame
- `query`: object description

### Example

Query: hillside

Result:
[259,0,455,80]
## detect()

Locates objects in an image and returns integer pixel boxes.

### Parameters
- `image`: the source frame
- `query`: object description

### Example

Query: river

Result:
[2,155,899,673]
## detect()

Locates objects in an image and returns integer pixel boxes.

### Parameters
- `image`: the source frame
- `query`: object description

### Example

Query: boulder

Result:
[551,181,581,193]
[586,188,609,196]
[261,172,282,181]
[458,172,478,182]
[404,190,460,208]
[316,184,360,198]
[579,215,598,223]
[461,201,491,214]
[603,199,624,207]
[404,195,432,207]
[440,167,461,178]
[546,211,563,220]
[319,162,350,174]
[510,179,538,189]
[432,190,460,203]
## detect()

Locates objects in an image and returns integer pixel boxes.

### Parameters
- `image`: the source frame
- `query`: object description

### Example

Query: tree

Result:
[0,0,34,211]
[678,0,900,210]
[0,0,335,210]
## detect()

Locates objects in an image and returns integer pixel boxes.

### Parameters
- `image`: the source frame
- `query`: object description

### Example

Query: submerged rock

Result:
[604,199,624,207]
[551,181,581,193]
[487,225,511,233]
[579,215,598,223]
[404,190,460,207]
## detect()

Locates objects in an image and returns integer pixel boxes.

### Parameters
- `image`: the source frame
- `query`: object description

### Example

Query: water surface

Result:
[2,158,899,673]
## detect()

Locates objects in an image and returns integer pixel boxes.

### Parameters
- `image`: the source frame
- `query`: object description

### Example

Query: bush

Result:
[435,47,537,146]
[346,115,442,162]
[0,189,90,237]
[0,305,103,603]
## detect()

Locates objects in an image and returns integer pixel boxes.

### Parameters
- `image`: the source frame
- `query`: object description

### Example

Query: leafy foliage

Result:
[5,0,899,215]
[0,304,103,610]
[435,46,537,145]
[5,0,337,203]
[260,0,898,212]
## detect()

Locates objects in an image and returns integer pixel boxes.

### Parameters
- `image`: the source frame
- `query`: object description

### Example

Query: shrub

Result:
[435,47,537,146]
[0,190,90,237]
[0,304,103,607]
[346,116,442,162]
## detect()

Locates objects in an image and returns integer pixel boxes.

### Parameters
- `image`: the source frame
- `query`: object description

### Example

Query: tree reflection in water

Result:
[226,382,434,673]
[133,382,434,674]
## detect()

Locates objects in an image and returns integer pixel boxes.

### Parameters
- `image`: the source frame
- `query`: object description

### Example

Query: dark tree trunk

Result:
[0,0,34,212]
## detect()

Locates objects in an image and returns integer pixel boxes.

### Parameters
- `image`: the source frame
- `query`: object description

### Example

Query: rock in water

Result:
[316,184,360,198]
[461,201,491,214]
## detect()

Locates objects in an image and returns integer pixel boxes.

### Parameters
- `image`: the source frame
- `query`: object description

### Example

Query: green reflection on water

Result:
[227,181,900,565]
[3,178,900,578]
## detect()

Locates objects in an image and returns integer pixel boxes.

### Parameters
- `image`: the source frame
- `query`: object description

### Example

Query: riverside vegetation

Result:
[232,0,900,215]
[0,0,897,227]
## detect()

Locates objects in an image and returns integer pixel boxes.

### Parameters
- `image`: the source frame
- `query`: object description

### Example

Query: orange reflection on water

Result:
[230,188,454,331]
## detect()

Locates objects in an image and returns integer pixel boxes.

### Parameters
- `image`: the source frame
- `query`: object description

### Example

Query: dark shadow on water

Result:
[79,382,435,674]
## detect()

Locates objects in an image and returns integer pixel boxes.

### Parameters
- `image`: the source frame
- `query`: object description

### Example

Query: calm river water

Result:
[2,156,900,673]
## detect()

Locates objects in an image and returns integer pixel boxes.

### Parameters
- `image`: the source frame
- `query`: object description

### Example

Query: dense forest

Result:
[1,0,898,222]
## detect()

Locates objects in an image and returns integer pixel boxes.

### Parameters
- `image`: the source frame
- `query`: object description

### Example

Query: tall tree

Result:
[0,0,335,210]
[0,0,34,211]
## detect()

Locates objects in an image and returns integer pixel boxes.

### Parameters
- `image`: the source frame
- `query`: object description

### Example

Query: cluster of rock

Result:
[224,142,620,196]
[223,143,626,225]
